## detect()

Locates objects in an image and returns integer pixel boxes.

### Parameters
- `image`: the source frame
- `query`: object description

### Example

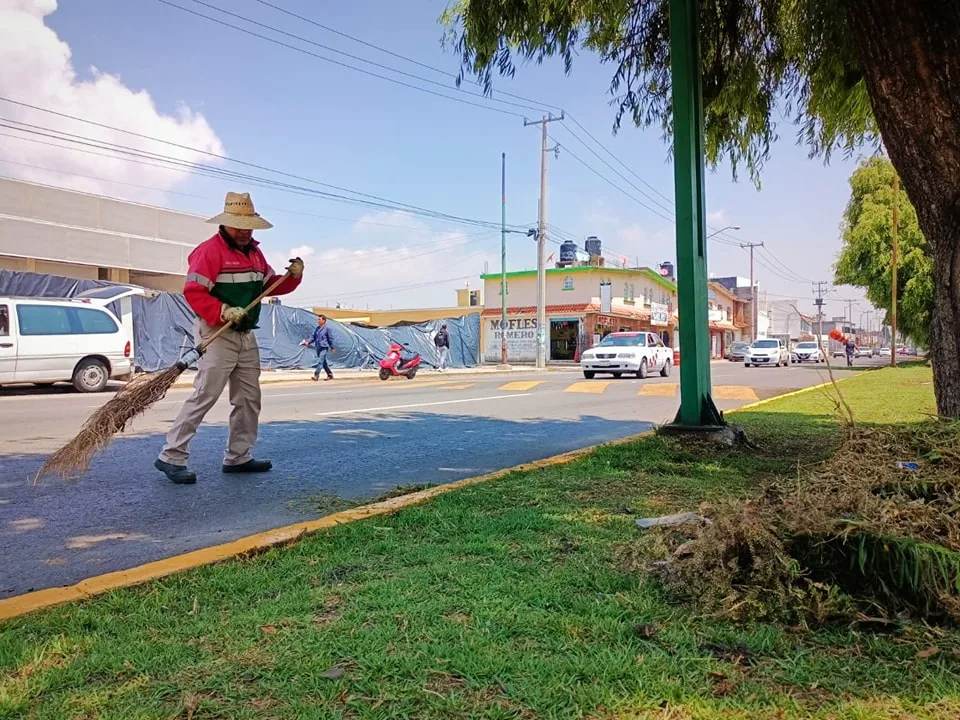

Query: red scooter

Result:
[379,342,422,380]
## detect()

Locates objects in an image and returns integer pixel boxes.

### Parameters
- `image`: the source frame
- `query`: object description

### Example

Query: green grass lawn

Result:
[2,364,957,720]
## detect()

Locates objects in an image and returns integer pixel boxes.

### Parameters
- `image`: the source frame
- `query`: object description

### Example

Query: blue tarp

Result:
[0,270,481,372]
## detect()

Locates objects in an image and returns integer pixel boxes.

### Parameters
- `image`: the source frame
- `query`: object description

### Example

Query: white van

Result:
[0,285,145,393]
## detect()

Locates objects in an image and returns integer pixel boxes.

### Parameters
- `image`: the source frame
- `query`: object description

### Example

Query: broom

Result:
[35,271,293,481]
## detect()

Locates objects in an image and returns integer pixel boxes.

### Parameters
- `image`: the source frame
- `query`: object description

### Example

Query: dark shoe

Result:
[154,459,197,484]
[223,459,273,474]
[323,375,333,381]
[311,375,319,382]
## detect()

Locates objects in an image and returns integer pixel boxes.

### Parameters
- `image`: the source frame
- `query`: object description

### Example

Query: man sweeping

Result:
[154,192,303,484]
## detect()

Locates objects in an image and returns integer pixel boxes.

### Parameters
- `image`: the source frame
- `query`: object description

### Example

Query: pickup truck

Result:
[580,331,673,379]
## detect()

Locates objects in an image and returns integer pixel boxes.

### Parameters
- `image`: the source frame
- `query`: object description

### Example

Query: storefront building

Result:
[480,266,677,363]
[707,282,749,358]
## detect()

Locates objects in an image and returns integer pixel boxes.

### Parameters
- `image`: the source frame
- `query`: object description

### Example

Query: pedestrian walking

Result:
[845,337,856,367]
[301,315,335,381]
[434,323,450,371]
[154,192,303,484]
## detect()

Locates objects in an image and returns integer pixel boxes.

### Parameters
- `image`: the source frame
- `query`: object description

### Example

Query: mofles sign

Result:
[484,318,538,362]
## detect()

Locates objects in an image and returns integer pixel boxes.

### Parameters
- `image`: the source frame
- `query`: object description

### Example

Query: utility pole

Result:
[891,174,900,366]
[524,112,563,368]
[813,281,829,347]
[740,241,764,340]
[845,299,856,335]
[499,152,509,368]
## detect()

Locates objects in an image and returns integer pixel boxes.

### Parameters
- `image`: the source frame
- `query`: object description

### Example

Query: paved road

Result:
[0,360,875,598]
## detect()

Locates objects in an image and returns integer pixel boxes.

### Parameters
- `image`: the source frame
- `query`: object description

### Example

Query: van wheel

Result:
[73,358,109,393]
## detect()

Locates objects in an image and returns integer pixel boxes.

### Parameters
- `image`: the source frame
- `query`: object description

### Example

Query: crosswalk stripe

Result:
[638,383,678,397]
[565,381,610,394]
[498,380,544,392]
[440,384,477,391]
[713,385,760,401]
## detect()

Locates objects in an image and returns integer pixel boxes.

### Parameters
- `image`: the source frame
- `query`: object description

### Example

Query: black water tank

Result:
[559,240,578,263]
[585,236,602,257]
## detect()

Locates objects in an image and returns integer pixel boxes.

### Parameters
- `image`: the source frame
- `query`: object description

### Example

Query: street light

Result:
[707,225,741,239]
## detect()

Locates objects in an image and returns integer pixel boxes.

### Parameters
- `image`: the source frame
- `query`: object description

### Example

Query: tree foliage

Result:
[441,0,879,184]
[834,157,933,348]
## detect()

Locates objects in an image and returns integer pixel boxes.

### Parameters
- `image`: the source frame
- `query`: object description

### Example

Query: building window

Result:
[563,276,574,291]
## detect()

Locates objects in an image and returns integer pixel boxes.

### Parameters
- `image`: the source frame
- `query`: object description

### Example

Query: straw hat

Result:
[206,192,273,230]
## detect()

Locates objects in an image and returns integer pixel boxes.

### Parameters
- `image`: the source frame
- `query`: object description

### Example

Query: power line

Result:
[0,112,533,234]
[156,0,528,118]
[251,0,563,112]
[565,113,673,206]
[548,133,675,224]
[555,122,676,217]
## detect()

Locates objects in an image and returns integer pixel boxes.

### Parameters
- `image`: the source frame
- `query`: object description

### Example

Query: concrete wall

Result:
[0,177,207,278]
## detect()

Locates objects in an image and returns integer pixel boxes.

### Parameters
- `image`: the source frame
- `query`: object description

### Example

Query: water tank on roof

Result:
[585,236,602,257]
[659,261,674,279]
[559,240,578,264]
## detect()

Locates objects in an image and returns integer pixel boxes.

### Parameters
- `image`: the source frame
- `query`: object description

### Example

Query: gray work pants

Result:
[159,320,261,466]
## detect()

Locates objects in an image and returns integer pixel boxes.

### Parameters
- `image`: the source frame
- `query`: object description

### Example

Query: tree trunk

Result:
[844,0,960,417]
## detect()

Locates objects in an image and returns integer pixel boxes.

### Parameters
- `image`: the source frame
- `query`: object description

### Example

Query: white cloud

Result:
[267,211,499,310]
[707,209,728,226]
[0,0,224,197]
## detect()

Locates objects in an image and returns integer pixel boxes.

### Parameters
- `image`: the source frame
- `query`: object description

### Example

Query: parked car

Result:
[580,331,673,379]
[855,346,873,358]
[879,347,892,358]
[0,287,143,392]
[727,341,750,362]
[790,341,822,364]
[745,338,790,367]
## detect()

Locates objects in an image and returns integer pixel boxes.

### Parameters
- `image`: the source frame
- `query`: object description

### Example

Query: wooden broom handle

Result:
[197,271,293,353]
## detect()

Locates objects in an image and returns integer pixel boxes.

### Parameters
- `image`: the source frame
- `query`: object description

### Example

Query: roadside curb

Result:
[0,370,867,623]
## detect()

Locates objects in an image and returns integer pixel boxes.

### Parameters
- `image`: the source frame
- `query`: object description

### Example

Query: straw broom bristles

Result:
[36,363,186,480]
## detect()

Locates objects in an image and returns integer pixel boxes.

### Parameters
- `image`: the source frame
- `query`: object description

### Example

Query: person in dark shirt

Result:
[845,337,856,367]
[434,324,450,371]
[302,315,335,381]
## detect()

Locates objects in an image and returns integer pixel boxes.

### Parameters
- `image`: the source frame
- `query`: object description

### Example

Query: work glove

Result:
[287,257,304,279]
[221,305,247,325]
[178,347,202,369]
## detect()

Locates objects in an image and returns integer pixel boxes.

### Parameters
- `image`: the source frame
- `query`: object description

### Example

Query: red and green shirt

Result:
[183,229,301,332]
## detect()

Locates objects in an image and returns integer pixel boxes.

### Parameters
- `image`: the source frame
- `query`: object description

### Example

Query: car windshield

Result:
[732,343,749,349]
[753,340,778,349]
[598,335,645,347]
[796,343,817,349]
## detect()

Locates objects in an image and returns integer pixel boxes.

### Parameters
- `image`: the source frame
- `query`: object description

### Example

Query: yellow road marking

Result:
[565,381,610,394]
[712,385,760,401]
[639,383,678,397]
[498,380,544,392]
[439,384,476,391]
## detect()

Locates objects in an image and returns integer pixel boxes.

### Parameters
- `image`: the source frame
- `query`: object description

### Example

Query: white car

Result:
[879,347,892,358]
[0,286,144,392]
[745,338,789,367]
[580,331,673,379]
[791,341,823,363]
[855,346,873,358]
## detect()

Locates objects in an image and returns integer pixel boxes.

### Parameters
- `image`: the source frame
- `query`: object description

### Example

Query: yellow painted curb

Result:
[728,374,854,413]
[0,429,654,623]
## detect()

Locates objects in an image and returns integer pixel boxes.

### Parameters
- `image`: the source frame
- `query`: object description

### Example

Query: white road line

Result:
[315,393,531,416]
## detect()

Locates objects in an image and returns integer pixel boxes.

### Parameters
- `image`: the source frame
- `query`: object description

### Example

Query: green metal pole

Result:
[669,0,723,426]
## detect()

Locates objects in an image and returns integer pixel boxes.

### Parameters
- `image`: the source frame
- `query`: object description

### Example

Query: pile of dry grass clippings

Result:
[646,421,960,625]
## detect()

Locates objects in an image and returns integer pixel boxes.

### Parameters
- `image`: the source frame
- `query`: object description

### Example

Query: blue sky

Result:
[5,0,871,321]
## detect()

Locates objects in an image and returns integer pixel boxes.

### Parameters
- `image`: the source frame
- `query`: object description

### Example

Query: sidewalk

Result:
[169,363,561,389]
